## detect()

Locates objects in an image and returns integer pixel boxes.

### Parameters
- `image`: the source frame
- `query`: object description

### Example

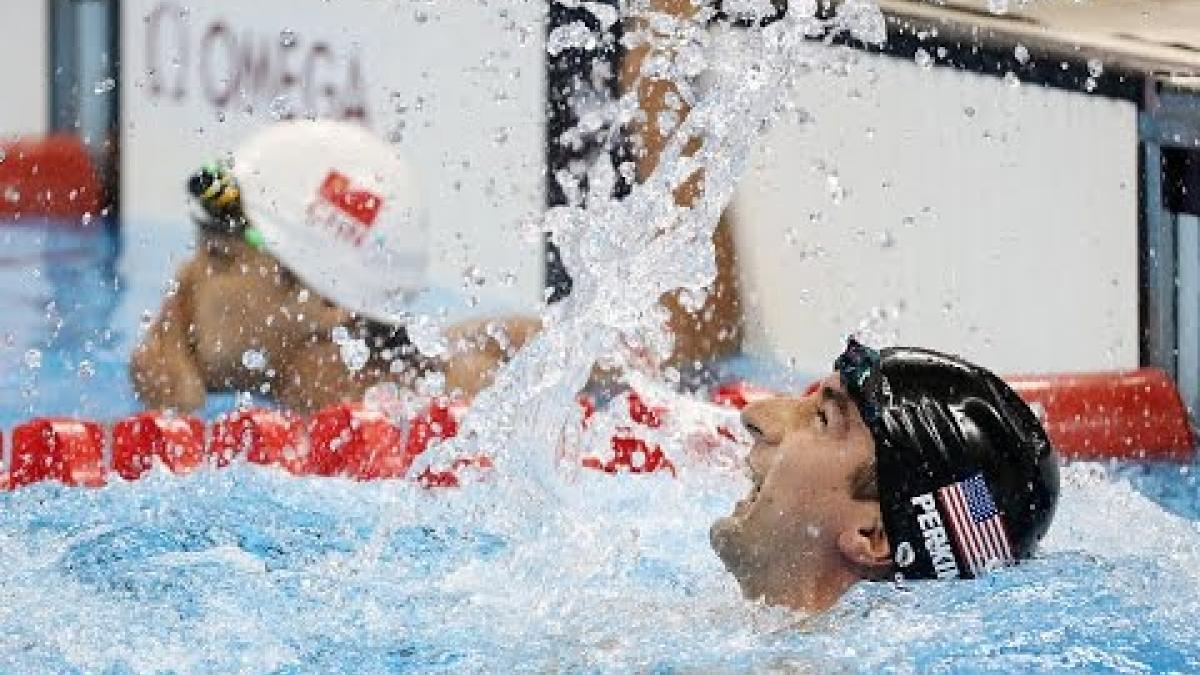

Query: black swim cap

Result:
[835,338,1059,580]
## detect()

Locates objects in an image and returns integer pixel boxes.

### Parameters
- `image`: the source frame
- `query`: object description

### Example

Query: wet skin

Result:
[710,374,892,611]
[130,231,540,413]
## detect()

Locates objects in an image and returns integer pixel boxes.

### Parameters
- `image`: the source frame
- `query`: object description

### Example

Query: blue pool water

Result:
[0,223,254,427]
[1,224,1199,673]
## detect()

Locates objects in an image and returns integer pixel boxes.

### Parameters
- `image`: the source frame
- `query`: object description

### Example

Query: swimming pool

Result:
[0,223,1198,673]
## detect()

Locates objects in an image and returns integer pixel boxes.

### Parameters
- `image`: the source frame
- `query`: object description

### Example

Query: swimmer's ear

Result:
[836,510,892,579]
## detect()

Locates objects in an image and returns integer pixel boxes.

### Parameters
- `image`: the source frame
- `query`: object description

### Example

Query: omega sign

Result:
[142,1,368,120]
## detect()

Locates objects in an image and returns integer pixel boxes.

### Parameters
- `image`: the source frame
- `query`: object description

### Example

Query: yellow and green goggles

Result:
[186,162,265,250]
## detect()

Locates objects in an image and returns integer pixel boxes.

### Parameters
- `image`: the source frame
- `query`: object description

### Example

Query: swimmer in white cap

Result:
[131,119,539,413]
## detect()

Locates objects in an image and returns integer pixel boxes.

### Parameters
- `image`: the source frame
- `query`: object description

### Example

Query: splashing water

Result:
[414,1,886,510]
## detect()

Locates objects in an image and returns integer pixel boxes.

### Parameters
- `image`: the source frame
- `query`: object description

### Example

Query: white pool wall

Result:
[733,46,1139,374]
[0,0,47,137]
[118,0,548,315]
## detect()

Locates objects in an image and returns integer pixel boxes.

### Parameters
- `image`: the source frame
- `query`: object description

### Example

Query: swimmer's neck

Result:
[743,553,860,613]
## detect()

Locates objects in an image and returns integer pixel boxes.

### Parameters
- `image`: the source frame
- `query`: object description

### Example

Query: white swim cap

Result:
[231,119,429,323]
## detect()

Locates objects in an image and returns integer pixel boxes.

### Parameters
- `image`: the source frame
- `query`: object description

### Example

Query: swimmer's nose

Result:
[741,400,783,446]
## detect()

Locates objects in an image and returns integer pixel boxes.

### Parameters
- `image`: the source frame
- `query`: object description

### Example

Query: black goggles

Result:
[834,337,884,427]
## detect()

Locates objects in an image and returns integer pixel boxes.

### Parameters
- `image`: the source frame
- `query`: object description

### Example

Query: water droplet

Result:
[93,77,116,95]
[826,175,846,204]
[279,29,297,47]
[657,111,678,135]
[914,48,933,69]
[1087,58,1104,78]
[963,105,976,118]
[77,360,95,379]
[364,382,401,413]
[24,349,42,369]
[417,371,446,397]
[1014,44,1029,65]
[582,1,618,30]
[241,349,267,371]
[463,265,486,287]
[235,391,255,409]
[546,21,596,56]
[268,95,291,120]
[836,0,886,44]
[339,338,370,372]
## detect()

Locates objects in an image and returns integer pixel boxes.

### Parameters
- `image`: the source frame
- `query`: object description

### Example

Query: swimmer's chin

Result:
[711,498,752,548]
[709,515,739,565]
[710,517,764,601]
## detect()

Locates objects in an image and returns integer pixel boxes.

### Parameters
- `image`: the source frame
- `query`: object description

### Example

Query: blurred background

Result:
[1,0,1198,419]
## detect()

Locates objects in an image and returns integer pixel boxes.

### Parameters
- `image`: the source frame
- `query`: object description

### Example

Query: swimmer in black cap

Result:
[710,338,1059,611]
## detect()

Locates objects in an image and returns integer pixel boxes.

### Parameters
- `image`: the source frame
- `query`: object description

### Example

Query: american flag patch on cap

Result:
[936,473,1013,576]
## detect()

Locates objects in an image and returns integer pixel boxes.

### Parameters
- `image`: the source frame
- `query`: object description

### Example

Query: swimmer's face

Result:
[710,375,891,605]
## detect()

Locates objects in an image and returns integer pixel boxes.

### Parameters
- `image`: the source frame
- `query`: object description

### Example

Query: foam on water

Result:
[0,455,1197,673]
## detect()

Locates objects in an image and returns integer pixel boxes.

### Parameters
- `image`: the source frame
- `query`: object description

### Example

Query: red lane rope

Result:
[1006,368,1196,462]
[1,399,478,491]
[1,371,1191,491]
[0,392,676,492]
